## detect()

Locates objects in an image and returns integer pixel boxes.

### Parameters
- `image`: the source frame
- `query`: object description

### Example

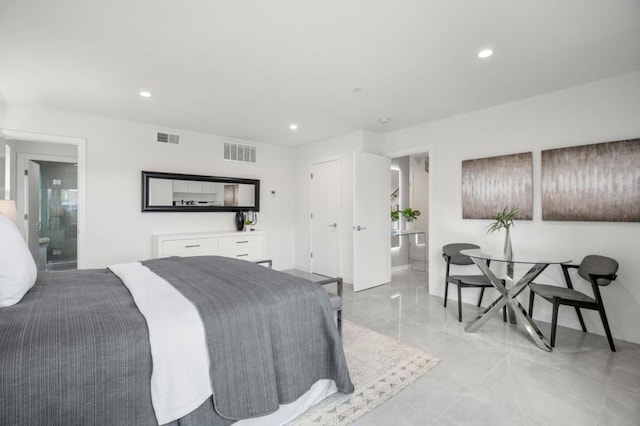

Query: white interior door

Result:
[353,151,391,291]
[26,160,40,263]
[310,159,340,277]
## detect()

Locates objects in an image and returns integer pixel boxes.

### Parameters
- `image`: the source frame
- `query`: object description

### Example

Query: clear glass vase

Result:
[504,228,513,261]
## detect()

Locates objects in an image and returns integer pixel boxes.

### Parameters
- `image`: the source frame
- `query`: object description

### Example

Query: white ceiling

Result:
[1,0,639,146]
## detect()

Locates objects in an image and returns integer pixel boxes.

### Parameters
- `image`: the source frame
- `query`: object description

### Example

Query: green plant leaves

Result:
[487,206,518,234]
[401,207,421,221]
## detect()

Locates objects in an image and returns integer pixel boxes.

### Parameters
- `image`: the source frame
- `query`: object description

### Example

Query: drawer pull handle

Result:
[184,244,201,248]
[236,254,249,257]
[236,241,249,244]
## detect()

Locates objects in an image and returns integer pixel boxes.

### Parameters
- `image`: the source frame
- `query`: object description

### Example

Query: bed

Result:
[0,226,354,426]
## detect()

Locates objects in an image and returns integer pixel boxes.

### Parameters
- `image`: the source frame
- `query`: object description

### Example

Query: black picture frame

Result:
[141,171,260,212]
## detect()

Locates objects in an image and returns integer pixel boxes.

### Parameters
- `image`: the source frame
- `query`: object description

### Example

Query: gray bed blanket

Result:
[0,256,353,425]
[142,256,354,420]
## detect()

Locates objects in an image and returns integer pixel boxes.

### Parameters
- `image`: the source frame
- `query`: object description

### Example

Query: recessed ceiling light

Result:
[378,117,391,124]
[289,124,298,130]
[139,91,152,98]
[478,49,493,59]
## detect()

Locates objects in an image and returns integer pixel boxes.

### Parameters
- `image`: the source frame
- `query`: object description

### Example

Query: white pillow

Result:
[0,214,38,307]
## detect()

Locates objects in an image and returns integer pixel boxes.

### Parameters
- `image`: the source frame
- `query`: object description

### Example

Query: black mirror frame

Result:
[141,171,260,212]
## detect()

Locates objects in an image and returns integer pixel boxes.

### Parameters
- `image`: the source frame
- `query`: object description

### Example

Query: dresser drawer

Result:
[162,237,219,257]
[218,234,264,250]
[219,246,264,262]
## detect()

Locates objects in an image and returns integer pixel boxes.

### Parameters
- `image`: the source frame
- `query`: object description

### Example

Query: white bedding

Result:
[110,261,337,426]
[109,262,213,425]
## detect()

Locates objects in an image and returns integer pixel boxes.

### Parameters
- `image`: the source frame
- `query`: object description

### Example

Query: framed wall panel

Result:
[462,152,533,220]
[542,138,640,222]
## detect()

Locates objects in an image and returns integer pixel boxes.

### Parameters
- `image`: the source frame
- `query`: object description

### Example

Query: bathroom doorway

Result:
[2,128,85,270]
[19,154,78,271]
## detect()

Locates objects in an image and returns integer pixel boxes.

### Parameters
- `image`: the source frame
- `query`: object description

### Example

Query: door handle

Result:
[328,223,337,228]
[355,226,367,231]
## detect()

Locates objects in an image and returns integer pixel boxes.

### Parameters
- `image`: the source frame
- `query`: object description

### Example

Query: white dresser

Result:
[152,230,266,262]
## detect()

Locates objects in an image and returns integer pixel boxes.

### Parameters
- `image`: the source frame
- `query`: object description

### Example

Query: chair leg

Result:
[528,290,535,317]
[444,281,449,307]
[550,299,560,348]
[575,307,587,333]
[477,287,485,307]
[337,309,342,337]
[457,285,462,322]
[597,307,616,352]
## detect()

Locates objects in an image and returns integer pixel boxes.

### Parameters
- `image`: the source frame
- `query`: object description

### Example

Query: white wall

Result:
[294,130,365,282]
[0,135,5,198]
[0,106,297,270]
[368,71,640,344]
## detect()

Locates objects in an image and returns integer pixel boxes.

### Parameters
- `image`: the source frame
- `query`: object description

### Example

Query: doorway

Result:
[1,129,86,269]
[34,160,78,270]
[310,159,340,277]
[19,154,78,271]
[390,153,429,277]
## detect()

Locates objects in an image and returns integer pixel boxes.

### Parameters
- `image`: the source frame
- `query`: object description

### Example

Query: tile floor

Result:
[338,269,640,426]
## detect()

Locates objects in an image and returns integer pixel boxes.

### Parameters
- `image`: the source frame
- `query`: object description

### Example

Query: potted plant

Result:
[244,211,257,231]
[391,209,400,230]
[401,207,421,231]
[487,206,518,260]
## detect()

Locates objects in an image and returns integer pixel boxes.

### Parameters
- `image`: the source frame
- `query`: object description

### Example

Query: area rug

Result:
[290,321,441,425]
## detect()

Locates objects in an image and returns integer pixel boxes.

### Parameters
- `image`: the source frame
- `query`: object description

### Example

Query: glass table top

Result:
[391,230,426,237]
[460,249,572,265]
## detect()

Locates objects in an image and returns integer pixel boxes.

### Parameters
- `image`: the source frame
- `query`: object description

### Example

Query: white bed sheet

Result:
[237,379,337,425]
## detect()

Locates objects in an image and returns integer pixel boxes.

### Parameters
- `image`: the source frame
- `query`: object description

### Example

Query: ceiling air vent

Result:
[157,132,180,144]
[223,140,257,164]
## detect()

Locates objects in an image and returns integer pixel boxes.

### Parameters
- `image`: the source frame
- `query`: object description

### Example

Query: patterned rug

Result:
[290,321,440,425]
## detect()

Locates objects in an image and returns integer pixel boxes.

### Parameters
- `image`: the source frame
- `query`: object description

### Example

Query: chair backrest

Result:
[442,243,480,266]
[578,255,619,286]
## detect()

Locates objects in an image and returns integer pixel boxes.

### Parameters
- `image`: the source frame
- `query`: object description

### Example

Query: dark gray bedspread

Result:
[0,256,353,426]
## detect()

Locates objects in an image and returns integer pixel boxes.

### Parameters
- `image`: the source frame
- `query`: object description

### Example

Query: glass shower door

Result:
[36,161,78,270]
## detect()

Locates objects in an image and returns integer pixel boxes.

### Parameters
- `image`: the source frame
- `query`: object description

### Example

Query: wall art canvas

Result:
[462,152,533,220]
[542,138,640,222]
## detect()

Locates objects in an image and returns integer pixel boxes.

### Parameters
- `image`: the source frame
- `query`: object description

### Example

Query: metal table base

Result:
[464,258,553,351]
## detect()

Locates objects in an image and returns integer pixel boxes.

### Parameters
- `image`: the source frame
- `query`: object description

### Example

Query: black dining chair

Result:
[442,243,501,322]
[528,255,619,352]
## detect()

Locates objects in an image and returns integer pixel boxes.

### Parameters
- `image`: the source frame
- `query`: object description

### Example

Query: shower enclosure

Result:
[35,160,78,270]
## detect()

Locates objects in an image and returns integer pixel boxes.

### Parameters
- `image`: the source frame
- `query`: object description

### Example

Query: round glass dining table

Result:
[460,249,572,351]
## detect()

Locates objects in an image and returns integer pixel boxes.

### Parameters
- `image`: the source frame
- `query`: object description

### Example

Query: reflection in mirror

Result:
[142,171,260,212]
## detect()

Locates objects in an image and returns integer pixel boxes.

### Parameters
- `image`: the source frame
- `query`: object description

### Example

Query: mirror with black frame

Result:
[141,171,260,212]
